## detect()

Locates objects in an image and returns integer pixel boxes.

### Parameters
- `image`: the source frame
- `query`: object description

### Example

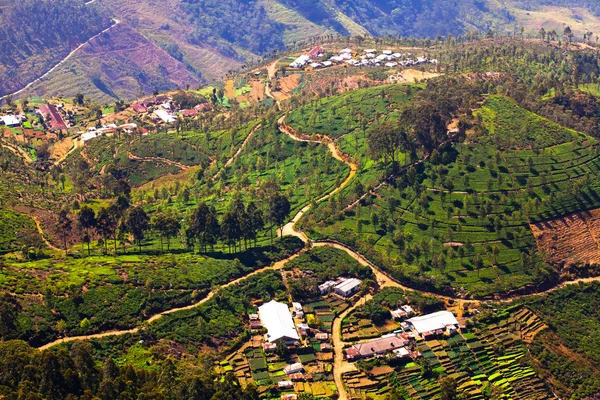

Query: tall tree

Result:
[56,210,72,255]
[367,121,411,168]
[268,194,290,244]
[96,207,117,255]
[0,293,21,340]
[246,202,264,248]
[126,207,150,252]
[78,206,96,256]
[220,211,241,253]
[153,212,181,252]
[187,202,209,251]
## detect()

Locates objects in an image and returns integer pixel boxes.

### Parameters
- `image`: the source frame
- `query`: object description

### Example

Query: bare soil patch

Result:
[248,79,265,103]
[273,73,302,101]
[530,208,600,266]
[50,137,74,161]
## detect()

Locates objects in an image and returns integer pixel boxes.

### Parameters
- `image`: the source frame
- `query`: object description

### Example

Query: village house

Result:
[281,394,297,400]
[334,278,362,297]
[182,109,198,118]
[194,103,212,112]
[290,55,310,69]
[292,302,304,319]
[0,114,23,127]
[345,333,411,360]
[296,323,309,337]
[406,310,459,338]
[153,109,177,124]
[283,362,304,375]
[38,104,67,130]
[318,280,337,295]
[263,342,277,352]
[131,103,147,113]
[278,380,293,390]
[390,309,407,320]
[258,300,300,344]
[315,332,328,341]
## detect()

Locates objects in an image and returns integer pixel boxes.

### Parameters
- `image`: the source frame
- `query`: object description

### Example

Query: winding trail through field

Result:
[0,19,120,101]
[211,123,261,181]
[37,250,305,351]
[277,115,357,241]
[126,152,189,170]
[0,141,34,163]
[33,112,600,400]
[30,215,62,253]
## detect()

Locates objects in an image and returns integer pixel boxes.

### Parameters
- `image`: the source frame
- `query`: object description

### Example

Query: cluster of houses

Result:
[131,95,211,123]
[289,46,438,70]
[1,103,70,132]
[255,299,333,347]
[344,310,463,361]
[252,299,333,399]
[79,123,142,142]
[318,277,362,297]
[0,113,27,128]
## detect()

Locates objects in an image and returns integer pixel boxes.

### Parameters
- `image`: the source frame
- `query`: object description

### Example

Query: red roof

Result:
[194,103,212,111]
[182,109,198,117]
[132,103,147,113]
[307,46,324,58]
[38,104,66,130]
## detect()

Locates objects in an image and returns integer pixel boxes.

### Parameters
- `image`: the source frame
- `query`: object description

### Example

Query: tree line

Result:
[58,192,291,256]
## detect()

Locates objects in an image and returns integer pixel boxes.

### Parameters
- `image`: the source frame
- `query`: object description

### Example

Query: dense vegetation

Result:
[526,282,600,398]
[0,340,260,400]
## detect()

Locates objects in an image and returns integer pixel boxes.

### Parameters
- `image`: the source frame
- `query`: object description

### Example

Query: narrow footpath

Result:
[33,112,600,398]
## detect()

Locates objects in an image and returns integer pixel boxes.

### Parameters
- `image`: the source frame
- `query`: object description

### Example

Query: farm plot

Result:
[286,83,415,139]
[530,208,600,266]
[346,314,551,399]
[305,95,600,297]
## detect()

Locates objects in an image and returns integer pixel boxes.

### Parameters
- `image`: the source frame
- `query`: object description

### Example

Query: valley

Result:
[2,33,600,400]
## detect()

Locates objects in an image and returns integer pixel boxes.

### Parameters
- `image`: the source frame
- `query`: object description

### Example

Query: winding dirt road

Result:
[38,251,305,351]
[33,112,600,397]
[277,115,357,241]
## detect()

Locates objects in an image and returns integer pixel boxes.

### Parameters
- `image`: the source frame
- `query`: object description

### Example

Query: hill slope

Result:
[3,0,600,102]
[19,23,201,103]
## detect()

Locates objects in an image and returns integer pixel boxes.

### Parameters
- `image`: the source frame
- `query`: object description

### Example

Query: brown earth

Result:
[12,206,81,251]
[248,79,265,103]
[530,208,600,266]
[21,23,201,103]
[272,73,302,102]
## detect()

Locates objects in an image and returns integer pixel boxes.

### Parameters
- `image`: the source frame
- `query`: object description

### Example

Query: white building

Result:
[283,363,304,375]
[407,311,459,335]
[154,109,177,123]
[290,55,310,68]
[318,280,337,294]
[278,381,293,389]
[292,302,304,319]
[1,115,22,127]
[81,131,98,142]
[258,300,300,343]
[334,278,362,297]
